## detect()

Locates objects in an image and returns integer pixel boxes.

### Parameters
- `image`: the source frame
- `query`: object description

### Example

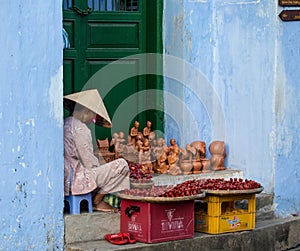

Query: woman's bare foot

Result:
[93,200,118,213]
[93,193,105,205]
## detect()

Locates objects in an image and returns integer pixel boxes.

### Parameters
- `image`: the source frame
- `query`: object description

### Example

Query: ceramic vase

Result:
[190,141,206,160]
[180,160,193,174]
[201,158,211,172]
[210,154,225,171]
[192,160,202,174]
[209,141,226,156]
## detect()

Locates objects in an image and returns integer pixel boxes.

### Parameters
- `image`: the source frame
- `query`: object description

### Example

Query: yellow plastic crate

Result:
[194,193,256,234]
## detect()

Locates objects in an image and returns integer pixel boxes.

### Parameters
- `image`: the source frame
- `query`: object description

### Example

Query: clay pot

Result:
[190,141,206,160]
[209,141,226,156]
[168,164,182,176]
[192,160,202,174]
[210,154,225,170]
[201,158,211,172]
[180,160,193,174]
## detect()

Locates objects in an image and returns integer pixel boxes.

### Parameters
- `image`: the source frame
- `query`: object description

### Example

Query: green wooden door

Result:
[63,0,163,141]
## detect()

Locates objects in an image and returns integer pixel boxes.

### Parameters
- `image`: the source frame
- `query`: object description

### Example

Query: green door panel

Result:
[63,0,163,142]
[88,22,140,48]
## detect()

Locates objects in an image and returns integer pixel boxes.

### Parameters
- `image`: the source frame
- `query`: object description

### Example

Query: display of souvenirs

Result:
[97,120,228,176]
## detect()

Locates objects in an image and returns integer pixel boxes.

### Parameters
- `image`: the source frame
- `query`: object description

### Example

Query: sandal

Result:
[123,232,136,244]
[105,233,128,245]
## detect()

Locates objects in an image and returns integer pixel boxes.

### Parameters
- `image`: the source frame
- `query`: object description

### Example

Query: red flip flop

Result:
[105,233,128,245]
[123,233,137,244]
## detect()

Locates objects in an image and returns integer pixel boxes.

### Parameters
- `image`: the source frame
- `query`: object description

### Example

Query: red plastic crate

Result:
[120,199,194,243]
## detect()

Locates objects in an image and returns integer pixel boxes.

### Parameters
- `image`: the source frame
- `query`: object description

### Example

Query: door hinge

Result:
[72,6,93,16]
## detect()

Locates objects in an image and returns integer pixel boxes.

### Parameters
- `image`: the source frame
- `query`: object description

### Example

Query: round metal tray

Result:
[116,192,206,203]
[130,181,154,189]
[200,186,264,195]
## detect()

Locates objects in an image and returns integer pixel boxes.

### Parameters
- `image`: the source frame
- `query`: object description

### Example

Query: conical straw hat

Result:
[63,89,112,128]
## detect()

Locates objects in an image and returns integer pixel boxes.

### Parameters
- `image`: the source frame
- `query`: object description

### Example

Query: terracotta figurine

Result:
[143,120,152,138]
[209,141,226,171]
[129,121,140,145]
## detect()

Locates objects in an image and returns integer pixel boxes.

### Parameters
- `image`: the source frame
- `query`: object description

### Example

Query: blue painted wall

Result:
[1,1,299,248]
[0,1,64,250]
[164,0,300,216]
[275,14,300,215]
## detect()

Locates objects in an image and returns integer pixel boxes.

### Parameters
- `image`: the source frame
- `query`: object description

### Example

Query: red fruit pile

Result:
[198,178,261,190]
[129,163,152,183]
[121,178,262,198]
[122,180,203,197]
[122,185,172,197]
[160,180,202,197]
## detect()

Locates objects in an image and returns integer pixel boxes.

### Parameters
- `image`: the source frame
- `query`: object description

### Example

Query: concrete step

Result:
[65,217,300,251]
[256,192,275,220]
[64,211,120,245]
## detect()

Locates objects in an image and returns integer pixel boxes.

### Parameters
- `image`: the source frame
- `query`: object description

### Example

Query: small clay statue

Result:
[167,138,180,166]
[189,141,206,160]
[209,141,226,171]
[130,120,140,145]
[152,137,165,172]
[110,133,120,155]
[148,131,157,163]
[143,120,152,138]
[156,147,169,174]
[148,131,157,148]
[122,134,133,153]
[180,144,193,161]
[111,133,119,147]
[179,144,194,174]
[135,132,144,152]
[167,139,181,175]
[111,131,126,158]
[168,164,182,176]
[138,137,150,162]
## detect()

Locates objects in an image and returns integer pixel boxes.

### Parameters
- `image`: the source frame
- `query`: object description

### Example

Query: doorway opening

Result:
[63,0,164,142]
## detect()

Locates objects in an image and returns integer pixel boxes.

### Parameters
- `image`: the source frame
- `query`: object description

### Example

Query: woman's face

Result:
[83,109,96,124]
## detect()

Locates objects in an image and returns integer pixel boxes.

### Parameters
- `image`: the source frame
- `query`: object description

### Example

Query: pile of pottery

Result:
[110,120,155,173]
[179,140,226,175]
[104,120,227,175]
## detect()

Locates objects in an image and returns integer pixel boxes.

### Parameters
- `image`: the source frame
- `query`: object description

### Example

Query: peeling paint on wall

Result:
[25,118,35,127]
[49,65,63,127]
